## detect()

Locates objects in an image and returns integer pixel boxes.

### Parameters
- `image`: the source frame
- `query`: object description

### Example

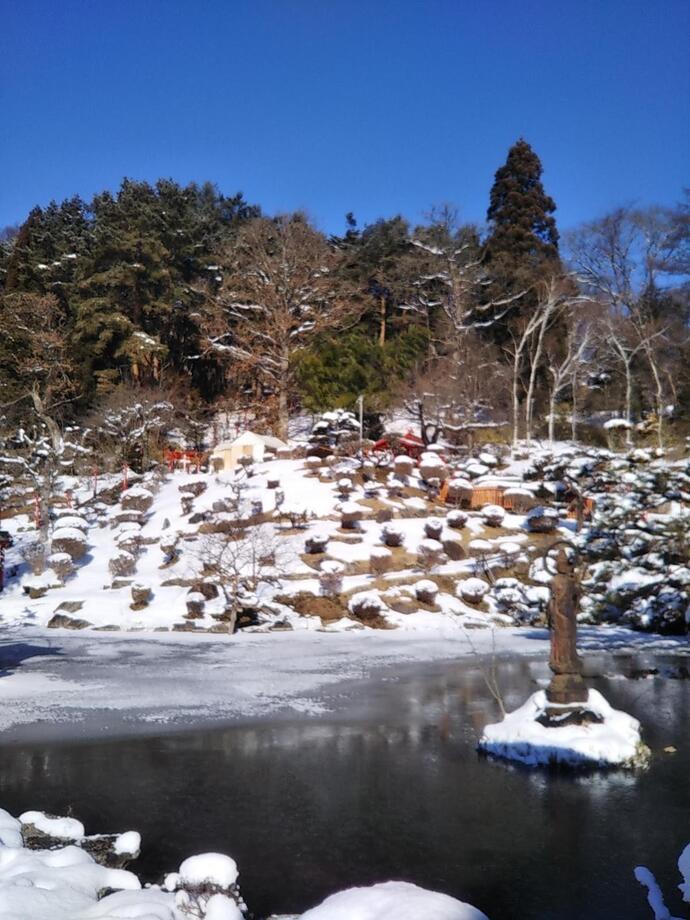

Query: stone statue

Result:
[546,546,588,706]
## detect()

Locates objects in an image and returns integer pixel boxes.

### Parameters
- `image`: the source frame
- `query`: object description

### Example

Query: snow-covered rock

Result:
[479,689,649,768]
[299,881,488,920]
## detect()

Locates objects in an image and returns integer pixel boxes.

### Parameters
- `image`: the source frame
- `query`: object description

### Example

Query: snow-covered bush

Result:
[419,452,448,484]
[186,592,206,619]
[305,532,329,554]
[414,579,439,605]
[47,552,73,581]
[370,546,392,575]
[109,549,136,578]
[417,538,445,572]
[446,508,468,529]
[481,504,505,527]
[424,517,443,541]
[526,505,559,533]
[458,577,489,604]
[340,501,363,530]
[121,486,154,512]
[394,455,415,478]
[51,527,88,561]
[131,583,152,607]
[380,523,404,548]
[178,479,208,497]
[319,559,345,596]
[348,590,383,622]
[21,540,47,575]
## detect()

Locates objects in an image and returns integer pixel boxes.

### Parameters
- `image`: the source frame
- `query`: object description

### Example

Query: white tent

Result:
[209,431,287,471]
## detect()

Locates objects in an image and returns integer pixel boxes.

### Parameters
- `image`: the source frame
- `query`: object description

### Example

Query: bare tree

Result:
[196,521,293,633]
[544,315,593,444]
[198,215,360,441]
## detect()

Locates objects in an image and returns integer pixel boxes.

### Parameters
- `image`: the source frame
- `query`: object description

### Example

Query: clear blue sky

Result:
[1,0,688,236]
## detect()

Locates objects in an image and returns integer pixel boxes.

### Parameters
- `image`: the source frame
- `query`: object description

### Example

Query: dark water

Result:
[1,652,689,920]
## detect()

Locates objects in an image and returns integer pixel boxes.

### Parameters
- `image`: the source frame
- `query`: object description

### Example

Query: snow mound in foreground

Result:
[479,689,649,768]
[299,881,489,920]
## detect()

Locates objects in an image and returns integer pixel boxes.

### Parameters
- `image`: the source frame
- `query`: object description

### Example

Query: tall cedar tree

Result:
[483,139,561,344]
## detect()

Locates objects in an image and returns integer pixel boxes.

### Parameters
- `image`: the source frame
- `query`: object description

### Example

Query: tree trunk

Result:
[378,295,386,347]
[548,389,556,444]
[571,371,578,442]
[624,360,634,448]
[512,354,521,446]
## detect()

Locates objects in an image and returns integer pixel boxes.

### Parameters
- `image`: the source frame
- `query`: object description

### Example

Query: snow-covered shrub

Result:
[131,583,152,607]
[442,534,466,560]
[165,852,245,919]
[160,535,179,562]
[305,532,329,554]
[446,509,468,529]
[468,538,493,556]
[186,592,205,619]
[47,552,73,581]
[380,523,404,547]
[340,501,363,530]
[337,477,354,497]
[481,504,505,527]
[51,514,87,532]
[109,549,136,577]
[424,517,443,541]
[51,527,88,561]
[503,487,535,513]
[21,540,47,575]
[526,506,559,533]
[349,590,383,622]
[180,494,195,516]
[419,452,448,483]
[458,577,489,604]
[394,455,415,478]
[309,409,360,450]
[121,486,154,512]
[446,478,473,505]
[370,546,393,575]
[386,474,405,497]
[304,455,323,473]
[178,479,207,497]
[414,579,438,605]
[319,559,345,596]
[417,537,445,572]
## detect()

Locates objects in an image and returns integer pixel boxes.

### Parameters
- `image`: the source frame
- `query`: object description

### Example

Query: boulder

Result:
[527,506,560,533]
[47,613,92,629]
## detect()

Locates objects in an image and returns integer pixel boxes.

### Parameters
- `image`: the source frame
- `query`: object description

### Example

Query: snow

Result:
[299,881,488,920]
[19,811,85,839]
[177,853,238,888]
[479,689,648,768]
[113,832,141,856]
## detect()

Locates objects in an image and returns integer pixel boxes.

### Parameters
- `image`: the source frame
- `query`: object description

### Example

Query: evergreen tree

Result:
[483,139,562,345]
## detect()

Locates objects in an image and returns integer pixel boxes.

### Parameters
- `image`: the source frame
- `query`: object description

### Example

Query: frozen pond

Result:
[1,649,689,919]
